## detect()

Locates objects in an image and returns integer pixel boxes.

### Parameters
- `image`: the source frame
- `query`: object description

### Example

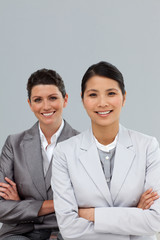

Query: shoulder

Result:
[4,122,38,146]
[53,130,89,166]
[56,129,88,151]
[57,120,80,143]
[64,120,79,135]
[120,125,159,150]
[128,127,156,142]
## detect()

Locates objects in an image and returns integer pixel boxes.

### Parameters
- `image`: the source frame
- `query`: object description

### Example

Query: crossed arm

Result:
[0,177,54,217]
[78,188,159,222]
[51,137,160,239]
[0,135,54,224]
[0,177,159,221]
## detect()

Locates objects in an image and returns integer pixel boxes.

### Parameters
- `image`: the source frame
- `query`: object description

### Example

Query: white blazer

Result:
[51,125,160,240]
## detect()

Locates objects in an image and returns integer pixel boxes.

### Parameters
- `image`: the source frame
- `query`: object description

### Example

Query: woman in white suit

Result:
[51,61,160,240]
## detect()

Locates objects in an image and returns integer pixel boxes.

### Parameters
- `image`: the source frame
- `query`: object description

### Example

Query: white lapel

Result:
[110,125,136,203]
[79,129,113,207]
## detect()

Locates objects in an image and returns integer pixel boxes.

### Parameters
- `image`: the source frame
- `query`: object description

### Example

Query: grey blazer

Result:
[0,120,79,239]
[52,125,160,240]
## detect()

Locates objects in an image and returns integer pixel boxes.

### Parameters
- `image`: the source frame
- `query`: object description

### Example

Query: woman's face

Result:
[28,84,68,129]
[82,76,126,131]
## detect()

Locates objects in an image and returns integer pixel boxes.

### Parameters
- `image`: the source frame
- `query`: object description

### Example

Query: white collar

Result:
[94,134,118,152]
[39,120,64,149]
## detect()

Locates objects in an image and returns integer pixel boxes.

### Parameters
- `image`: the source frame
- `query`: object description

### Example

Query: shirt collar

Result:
[39,119,64,149]
[94,134,118,152]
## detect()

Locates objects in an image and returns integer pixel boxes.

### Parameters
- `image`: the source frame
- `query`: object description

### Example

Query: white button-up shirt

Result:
[39,120,64,164]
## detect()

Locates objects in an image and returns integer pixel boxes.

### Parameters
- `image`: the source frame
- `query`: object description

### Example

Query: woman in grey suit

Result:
[52,61,160,240]
[0,69,78,240]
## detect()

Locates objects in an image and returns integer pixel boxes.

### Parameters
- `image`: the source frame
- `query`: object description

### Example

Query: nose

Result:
[43,99,51,110]
[98,96,109,107]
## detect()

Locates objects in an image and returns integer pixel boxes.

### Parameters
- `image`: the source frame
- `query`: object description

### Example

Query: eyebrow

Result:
[86,88,119,93]
[32,93,59,99]
[106,88,119,92]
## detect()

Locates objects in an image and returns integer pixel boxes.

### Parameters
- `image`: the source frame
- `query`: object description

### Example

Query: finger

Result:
[144,192,158,201]
[0,187,14,198]
[0,186,12,194]
[144,201,154,209]
[151,192,158,197]
[5,177,16,187]
[0,182,15,195]
[1,183,15,195]
[5,178,18,193]
[139,189,152,203]
[152,195,159,201]
[142,191,158,201]
[143,188,152,194]
[0,191,10,200]
[0,182,11,188]
[142,195,159,208]
[143,198,154,206]
[0,187,9,192]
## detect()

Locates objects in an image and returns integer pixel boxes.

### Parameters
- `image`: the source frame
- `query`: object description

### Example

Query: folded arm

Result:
[94,137,160,235]
[78,188,159,221]
[0,136,54,224]
[52,138,160,239]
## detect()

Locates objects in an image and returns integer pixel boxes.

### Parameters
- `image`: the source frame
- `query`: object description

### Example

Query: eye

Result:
[108,92,116,96]
[89,93,97,97]
[34,98,42,102]
[49,96,57,101]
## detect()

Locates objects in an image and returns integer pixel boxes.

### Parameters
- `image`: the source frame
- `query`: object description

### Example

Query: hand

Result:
[78,208,95,222]
[0,177,20,200]
[137,188,159,209]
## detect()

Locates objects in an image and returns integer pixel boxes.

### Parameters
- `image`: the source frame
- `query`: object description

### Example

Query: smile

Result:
[41,111,55,117]
[96,110,112,115]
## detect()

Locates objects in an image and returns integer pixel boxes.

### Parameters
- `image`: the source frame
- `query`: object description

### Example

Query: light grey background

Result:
[0,1,160,237]
[0,0,160,150]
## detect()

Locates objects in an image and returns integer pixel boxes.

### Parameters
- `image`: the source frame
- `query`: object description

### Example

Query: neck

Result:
[40,121,62,144]
[92,123,119,145]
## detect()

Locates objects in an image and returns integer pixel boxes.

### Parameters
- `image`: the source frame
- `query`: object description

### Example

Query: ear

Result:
[122,91,126,107]
[63,94,68,108]
[27,99,33,112]
[81,92,85,107]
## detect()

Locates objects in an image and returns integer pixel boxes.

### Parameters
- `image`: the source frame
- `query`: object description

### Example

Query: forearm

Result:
[56,210,100,240]
[78,208,95,222]
[94,206,160,235]
[56,209,120,240]
[38,200,54,216]
[79,205,160,236]
[0,198,43,224]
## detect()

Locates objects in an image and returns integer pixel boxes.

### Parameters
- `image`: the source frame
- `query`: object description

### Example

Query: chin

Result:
[40,120,54,125]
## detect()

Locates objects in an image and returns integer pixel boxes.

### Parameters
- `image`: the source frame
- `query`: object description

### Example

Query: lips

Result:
[41,111,56,117]
[95,110,113,115]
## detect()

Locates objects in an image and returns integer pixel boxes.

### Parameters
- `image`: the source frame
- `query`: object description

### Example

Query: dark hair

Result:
[81,61,125,98]
[27,68,66,100]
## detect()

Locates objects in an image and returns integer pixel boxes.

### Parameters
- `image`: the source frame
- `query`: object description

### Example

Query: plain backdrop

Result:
[1,0,160,150]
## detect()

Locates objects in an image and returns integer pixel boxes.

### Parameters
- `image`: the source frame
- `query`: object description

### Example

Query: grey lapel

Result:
[23,122,47,200]
[110,125,136,203]
[45,120,79,191]
[79,129,113,207]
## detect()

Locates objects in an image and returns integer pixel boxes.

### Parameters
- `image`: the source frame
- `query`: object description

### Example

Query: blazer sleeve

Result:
[51,144,108,240]
[94,137,160,235]
[0,136,43,224]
